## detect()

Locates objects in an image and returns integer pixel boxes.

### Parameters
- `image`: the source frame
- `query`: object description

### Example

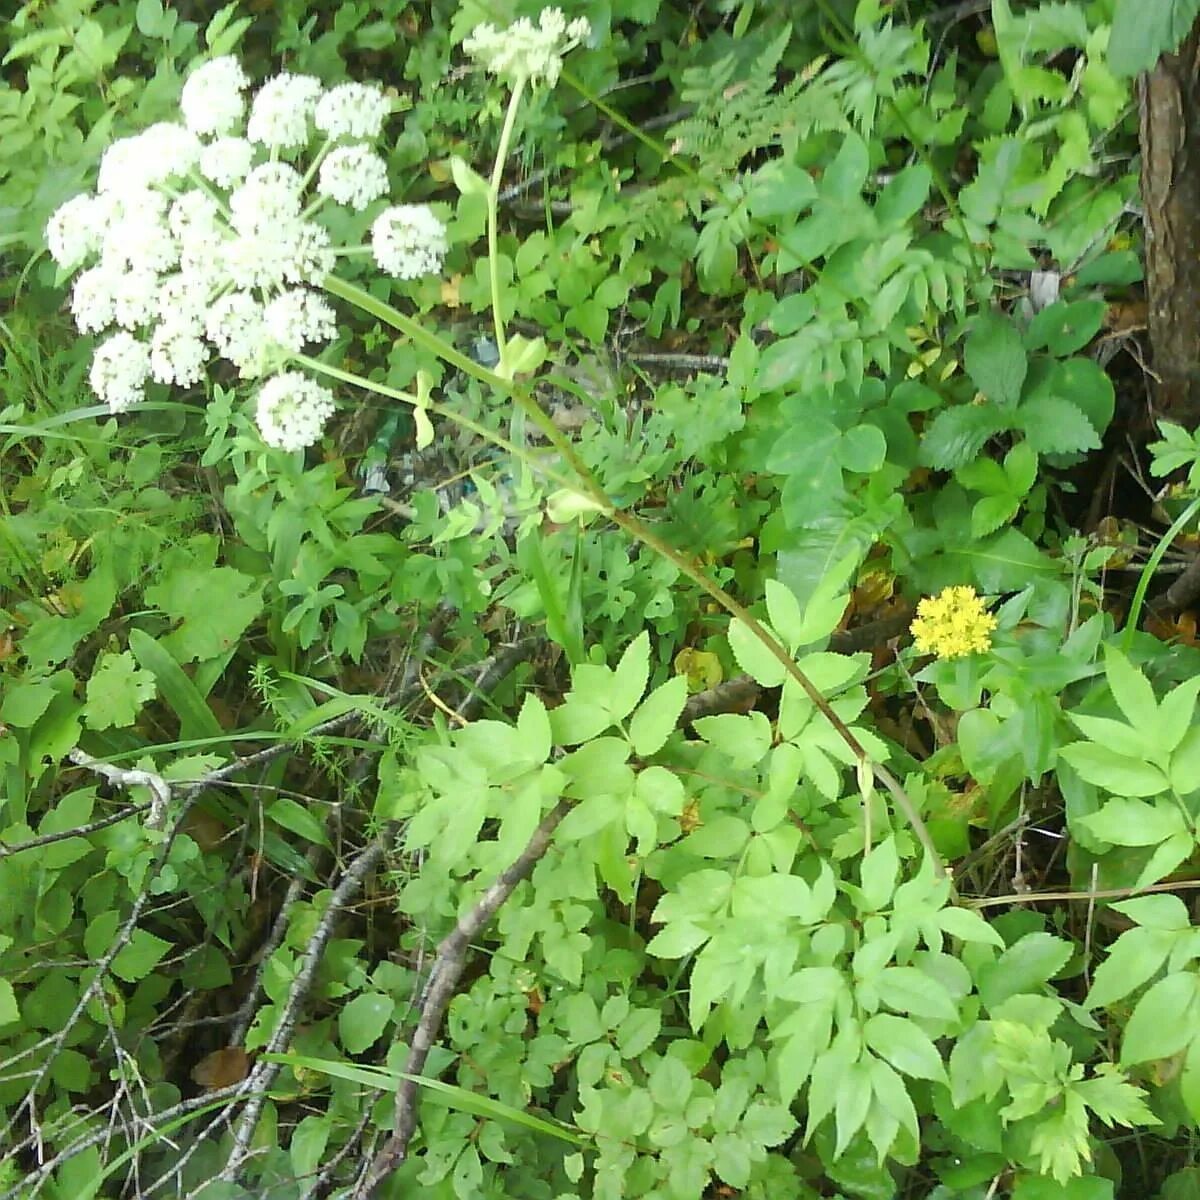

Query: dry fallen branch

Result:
[359,798,571,1197]
[217,838,388,1182]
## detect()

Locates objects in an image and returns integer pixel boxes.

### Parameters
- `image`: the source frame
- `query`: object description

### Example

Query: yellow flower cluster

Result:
[910,586,997,660]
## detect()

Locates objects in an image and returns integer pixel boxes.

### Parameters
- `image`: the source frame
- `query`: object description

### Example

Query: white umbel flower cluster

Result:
[463,8,591,88]
[256,372,337,451]
[46,55,448,451]
[372,206,449,280]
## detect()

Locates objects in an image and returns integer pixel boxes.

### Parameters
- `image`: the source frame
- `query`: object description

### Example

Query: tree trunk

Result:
[1138,22,1200,424]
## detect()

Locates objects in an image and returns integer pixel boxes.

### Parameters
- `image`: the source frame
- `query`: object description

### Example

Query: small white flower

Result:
[90,332,151,413]
[71,266,117,334]
[247,73,323,150]
[229,162,304,233]
[371,205,447,279]
[98,124,201,194]
[256,372,336,450]
[263,288,337,352]
[317,145,388,211]
[199,136,255,188]
[284,222,335,285]
[168,189,221,242]
[46,194,109,269]
[156,271,218,328]
[463,9,591,88]
[181,56,250,138]
[103,195,178,274]
[314,82,391,139]
[111,268,161,330]
[206,291,267,375]
[150,321,207,386]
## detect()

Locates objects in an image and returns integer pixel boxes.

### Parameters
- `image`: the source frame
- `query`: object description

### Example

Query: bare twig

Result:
[359,799,571,1197]
[1,1083,254,1200]
[680,675,760,724]
[217,838,387,1182]
[0,801,152,858]
[67,749,171,825]
[455,635,541,720]
[625,351,729,374]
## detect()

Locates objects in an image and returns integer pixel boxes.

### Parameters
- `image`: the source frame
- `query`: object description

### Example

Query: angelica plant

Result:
[45,57,448,450]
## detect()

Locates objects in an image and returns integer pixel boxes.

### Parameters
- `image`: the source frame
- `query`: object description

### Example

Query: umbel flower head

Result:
[463,8,591,88]
[46,55,450,451]
[910,586,998,661]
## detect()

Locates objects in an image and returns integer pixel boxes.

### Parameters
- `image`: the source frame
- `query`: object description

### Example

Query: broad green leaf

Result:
[965,312,1027,406]
[0,680,57,728]
[878,967,958,1021]
[1172,727,1200,794]
[450,155,490,196]
[1109,0,1200,76]
[765,579,806,652]
[864,1013,946,1082]
[1018,396,1101,455]
[1120,972,1200,1065]
[868,1055,921,1147]
[859,836,900,912]
[1086,927,1177,1008]
[84,651,156,731]
[0,978,17,1025]
[1182,1039,1200,1128]
[1059,746,1169,799]
[1104,647,1159,731]
[611,631,651,720]
[918,403,1011,470]
[747,161,818,219]
[616,1007,661,1058]
[290,1115,331,1180]
[338,992,394,1054]
[1135,831,1194,889]
[1113,894,1192,930]
[1025,299,1106,357]
[875,165,932,226]
[728,618,787,687]
[1158,676,1200,754]
[834,1056,873,1155]
[128,629,224,742]
[630,676,687,756]
[516,694,552,763]
[1067,714,1151,761]
[266,798,331,848]
[978,933,1072,1009]
[839,425,887,474]
[1078,797,1183,846]
[111,930,171,983]
[936,906,1005,947]
[145,566,262,663]
[646,921,710,959]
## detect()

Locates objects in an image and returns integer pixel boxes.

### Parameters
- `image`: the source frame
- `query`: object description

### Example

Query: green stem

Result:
[320,277,947,880]
[488,75,527,372]
[292,352,572,491]
[1122,494,1200,651]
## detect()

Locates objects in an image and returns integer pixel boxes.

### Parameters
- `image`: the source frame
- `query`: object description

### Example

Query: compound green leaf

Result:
[339,992,394,1054]
[630,675,687,756]
[864,1013,947,1083]
[965,312,1026,406]
[1120,972,1200,1065]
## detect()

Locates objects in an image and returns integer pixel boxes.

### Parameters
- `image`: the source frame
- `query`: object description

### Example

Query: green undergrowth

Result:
[4,0,1200,1198]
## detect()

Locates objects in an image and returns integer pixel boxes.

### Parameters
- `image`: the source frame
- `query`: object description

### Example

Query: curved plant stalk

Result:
[319,63,946,878]
[488,75,528,372]
[1121,493,1200,651]
[318,276,945,877]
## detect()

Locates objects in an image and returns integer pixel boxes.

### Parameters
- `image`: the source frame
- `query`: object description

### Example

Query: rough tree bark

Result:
[1138,20,1200,424]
